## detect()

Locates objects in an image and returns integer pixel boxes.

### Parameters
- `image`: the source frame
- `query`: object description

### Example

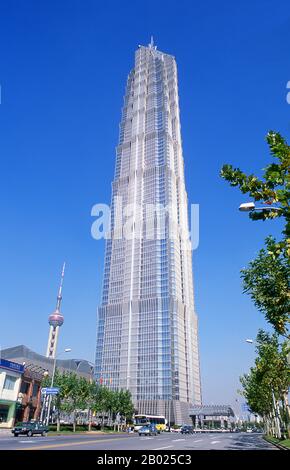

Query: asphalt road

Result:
[0,431,278,450]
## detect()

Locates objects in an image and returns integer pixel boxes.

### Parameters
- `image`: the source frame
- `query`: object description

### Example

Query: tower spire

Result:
[56,262,65,311]
[149,36,156,50]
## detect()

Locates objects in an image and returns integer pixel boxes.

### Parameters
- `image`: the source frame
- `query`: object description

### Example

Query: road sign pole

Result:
[40,395,46,423]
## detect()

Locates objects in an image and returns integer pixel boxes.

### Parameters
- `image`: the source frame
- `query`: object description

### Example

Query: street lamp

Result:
[239,202,255,212]
[44,348,72,426]
[239,202,281,212]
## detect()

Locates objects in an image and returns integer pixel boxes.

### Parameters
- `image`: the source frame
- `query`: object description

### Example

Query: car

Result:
[12,421,49,437]
[171,427,182,432]
[180,425,194,434]
[251,427,261,433]
[138,424,158,436]
[246,428,253,433]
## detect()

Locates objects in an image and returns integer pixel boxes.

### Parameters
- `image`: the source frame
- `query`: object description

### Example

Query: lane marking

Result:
[210,440,220,444]
[173,439,185,442]
[18,436,131,451]
[153,445,173,450]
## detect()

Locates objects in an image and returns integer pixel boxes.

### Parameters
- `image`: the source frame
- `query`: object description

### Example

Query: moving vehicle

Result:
[180,425,194,434]
[134,414,167,432]
[138,424,158,436]
[12,421,49,437]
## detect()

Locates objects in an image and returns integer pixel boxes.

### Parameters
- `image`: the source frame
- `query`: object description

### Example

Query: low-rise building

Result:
[1,345,94,379]
[189,405,235,430]
[1,345,94,426]
[0,358,24,428]
[15,364,46,423]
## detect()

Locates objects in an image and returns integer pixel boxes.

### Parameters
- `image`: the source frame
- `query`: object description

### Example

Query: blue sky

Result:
[0,0,289,412]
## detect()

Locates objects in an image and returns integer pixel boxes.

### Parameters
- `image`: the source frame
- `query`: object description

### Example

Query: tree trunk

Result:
[73,411,76,433]
[57,414,60,432]
[265,416,270,436]
[88,409,92,432]
[269,411,275,436]
[275,398,283,439]
[283,392,290,439]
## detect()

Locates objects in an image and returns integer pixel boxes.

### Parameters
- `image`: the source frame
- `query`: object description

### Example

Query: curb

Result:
[263,436,289,451]
[47,431,119,436]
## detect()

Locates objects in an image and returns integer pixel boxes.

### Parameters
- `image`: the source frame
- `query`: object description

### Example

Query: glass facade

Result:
[3,375,17,391]
[95,43,201,424]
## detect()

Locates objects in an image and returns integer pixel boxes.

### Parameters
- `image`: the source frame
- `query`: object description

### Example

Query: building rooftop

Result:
[1,345,94,379]
[189,405,235,417]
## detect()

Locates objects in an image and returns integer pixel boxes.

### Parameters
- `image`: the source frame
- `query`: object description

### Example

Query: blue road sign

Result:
[0,358,24,374]
[41,387,59,395]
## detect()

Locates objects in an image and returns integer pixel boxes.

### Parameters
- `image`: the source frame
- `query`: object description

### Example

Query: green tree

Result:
[43,371,135,432]
[220,131,290,238]
[118,389,134,422]
[106,389,120,429]
[240,330,290,438]
[55,372,80,432]
[43,370,82,432]
[220,131,290,335]
[86,380,98,432]
[241,236,290,336]
[91,385,111,429]
[74,376,92,432]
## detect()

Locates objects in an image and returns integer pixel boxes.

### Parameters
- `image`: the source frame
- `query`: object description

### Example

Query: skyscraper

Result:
[95,40,201,425]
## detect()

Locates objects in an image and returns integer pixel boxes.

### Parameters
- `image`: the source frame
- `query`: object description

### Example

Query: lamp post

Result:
[168,396,171,432]
[88,364,95,431]
[39,370,49,423]
[44,348,72,426]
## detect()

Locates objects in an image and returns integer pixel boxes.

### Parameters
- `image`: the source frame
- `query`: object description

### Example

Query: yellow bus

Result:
[134,415,167,432]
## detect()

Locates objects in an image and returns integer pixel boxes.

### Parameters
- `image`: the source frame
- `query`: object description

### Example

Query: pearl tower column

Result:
[46,263,65,359]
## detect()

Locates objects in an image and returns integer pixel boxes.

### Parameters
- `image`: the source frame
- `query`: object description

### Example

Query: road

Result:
[0,431,278,450]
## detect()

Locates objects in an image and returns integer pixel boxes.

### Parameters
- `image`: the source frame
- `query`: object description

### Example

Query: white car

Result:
[171,427,182,433]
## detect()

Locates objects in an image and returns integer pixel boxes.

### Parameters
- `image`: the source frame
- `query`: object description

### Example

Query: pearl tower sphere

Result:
[48,311,64,328]
[46,263,66,359]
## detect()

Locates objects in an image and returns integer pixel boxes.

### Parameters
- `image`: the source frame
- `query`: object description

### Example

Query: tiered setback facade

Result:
[95,44,201,425]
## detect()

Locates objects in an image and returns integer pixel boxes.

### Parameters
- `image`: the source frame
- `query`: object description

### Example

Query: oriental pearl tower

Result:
[46,263,65,358]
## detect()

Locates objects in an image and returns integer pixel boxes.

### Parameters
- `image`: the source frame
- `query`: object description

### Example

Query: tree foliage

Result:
[241,236,290,336]
[220,131,290,335]
[42,370,134,431]
[220,131,290,238]
[240,330,290,437]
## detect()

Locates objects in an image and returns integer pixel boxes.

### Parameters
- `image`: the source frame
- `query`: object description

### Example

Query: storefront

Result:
[0,359,24,428]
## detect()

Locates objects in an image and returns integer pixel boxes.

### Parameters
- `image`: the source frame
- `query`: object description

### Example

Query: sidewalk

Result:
[0,429,12,437]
